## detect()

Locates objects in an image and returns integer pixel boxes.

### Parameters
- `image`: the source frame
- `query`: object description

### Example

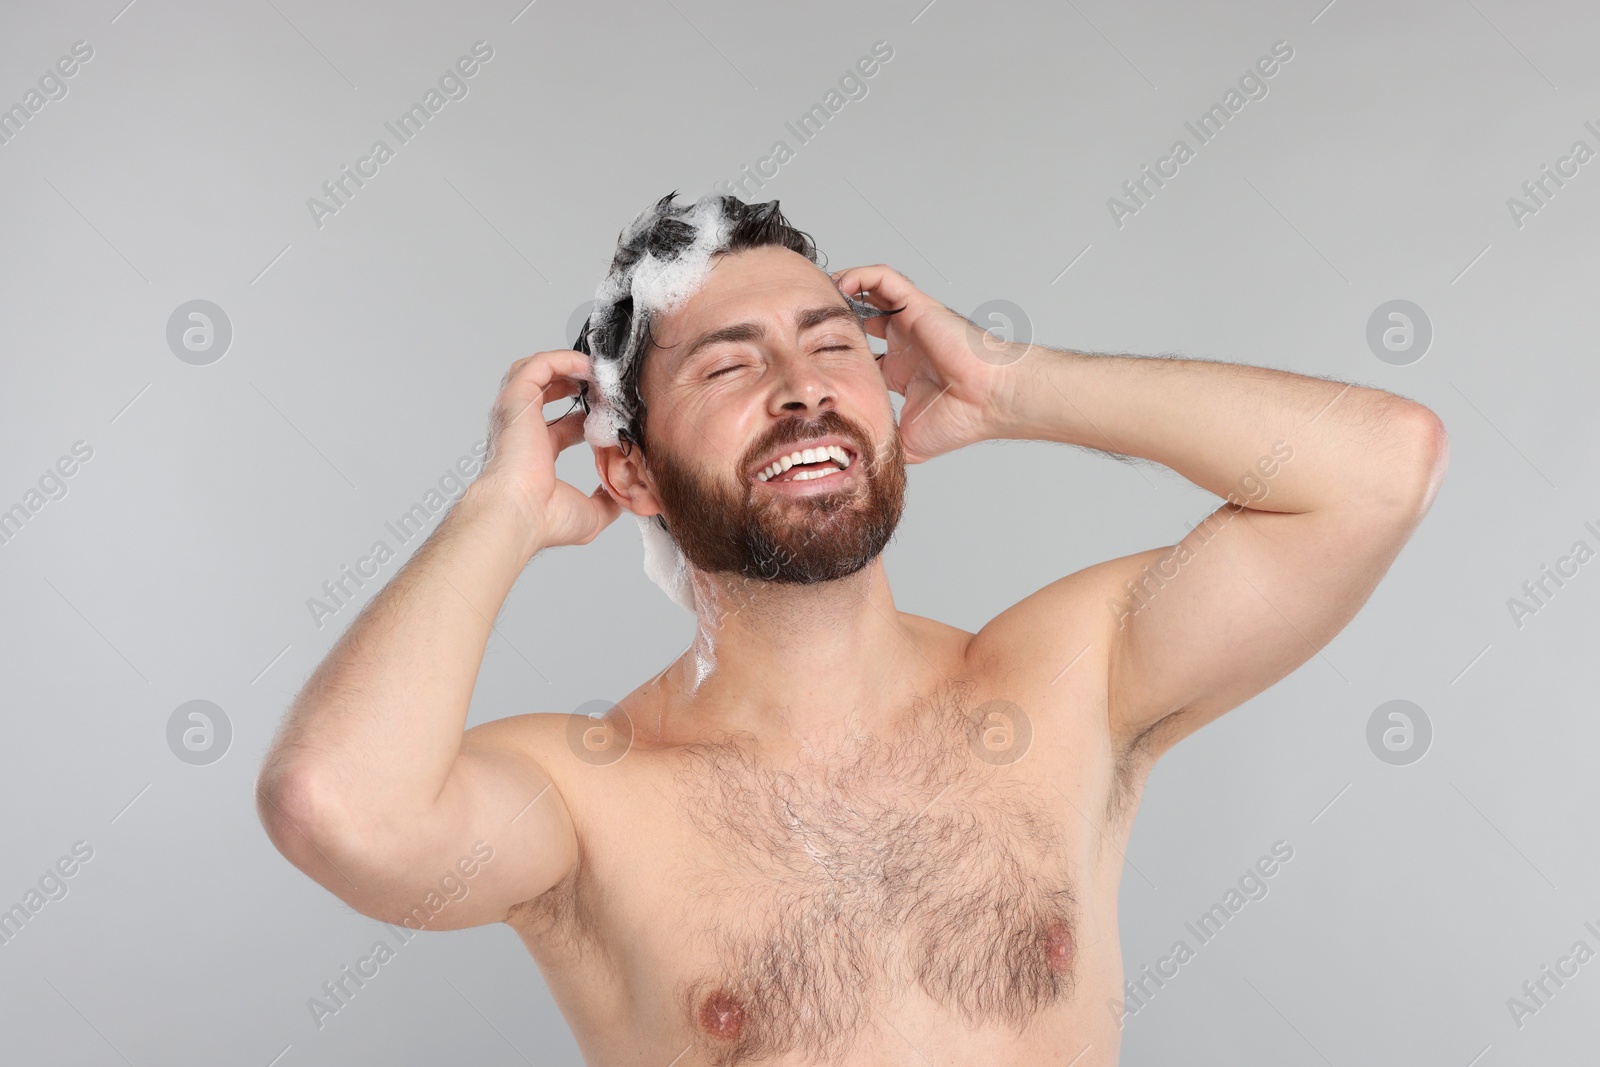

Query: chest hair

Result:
[669,677,1080,1064]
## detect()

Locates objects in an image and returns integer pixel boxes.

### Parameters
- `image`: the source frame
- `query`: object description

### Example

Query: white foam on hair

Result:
[581,192,739,614]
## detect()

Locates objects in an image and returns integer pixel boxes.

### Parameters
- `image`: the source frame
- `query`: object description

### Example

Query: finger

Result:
[494,390,555,440]
[876,344,915,397]
[589,482,623,530]
[537,377,581,405]
[547,407,590,453]
[832,264,920,310]
[498,357,587,431]
[539,347,598,375]
[502,348,596,397]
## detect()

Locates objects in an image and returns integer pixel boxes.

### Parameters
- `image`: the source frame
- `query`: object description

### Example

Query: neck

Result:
[647,559,918,750]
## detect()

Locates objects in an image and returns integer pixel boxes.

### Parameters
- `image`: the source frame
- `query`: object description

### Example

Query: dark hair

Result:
[572,192,827,458]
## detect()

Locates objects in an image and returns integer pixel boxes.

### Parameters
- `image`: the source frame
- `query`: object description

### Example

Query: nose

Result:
[766,344,837,418]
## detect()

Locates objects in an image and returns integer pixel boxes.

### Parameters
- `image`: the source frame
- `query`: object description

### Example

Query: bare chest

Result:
[516,677,1108,1065]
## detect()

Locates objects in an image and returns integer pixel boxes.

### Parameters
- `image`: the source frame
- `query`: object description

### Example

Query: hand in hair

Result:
[831,264,1034,464]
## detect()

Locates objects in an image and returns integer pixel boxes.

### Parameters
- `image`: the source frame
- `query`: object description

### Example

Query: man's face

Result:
[613,244,906,585]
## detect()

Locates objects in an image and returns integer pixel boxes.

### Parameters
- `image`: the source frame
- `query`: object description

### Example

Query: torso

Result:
[506,615,1145,1066]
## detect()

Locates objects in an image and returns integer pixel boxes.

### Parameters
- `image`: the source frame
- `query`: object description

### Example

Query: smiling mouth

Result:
[752,444,857,485]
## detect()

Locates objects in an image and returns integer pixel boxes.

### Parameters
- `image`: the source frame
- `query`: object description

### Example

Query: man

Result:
[256,192,1448,1065]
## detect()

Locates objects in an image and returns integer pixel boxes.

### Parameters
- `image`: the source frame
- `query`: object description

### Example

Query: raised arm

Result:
[254,350,620,930]
[994,350,1448,755]
[829,263,1448,765]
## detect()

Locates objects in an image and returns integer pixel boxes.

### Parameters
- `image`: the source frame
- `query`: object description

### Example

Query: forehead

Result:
[647,245,845,356]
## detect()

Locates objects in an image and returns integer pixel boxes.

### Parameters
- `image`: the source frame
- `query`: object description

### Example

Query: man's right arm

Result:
[254,350,621,930]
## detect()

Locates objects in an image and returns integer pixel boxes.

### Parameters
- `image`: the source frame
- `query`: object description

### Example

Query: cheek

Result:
[658,413,750,487]
[859,375,898,428]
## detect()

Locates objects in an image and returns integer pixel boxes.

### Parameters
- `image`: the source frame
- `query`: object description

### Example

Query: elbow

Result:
[255,757,427,903]
[1395,401,1450,514]
[1359,399,1448,520]
[254,758,335,867]
[254,761,426,923]
[254,757,383,878]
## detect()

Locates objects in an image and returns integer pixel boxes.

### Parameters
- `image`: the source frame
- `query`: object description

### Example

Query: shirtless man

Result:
[256,192,1448,1066]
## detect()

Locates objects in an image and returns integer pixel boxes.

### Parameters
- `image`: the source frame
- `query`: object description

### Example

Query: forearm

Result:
[1000,347,1435,515]
[260,481,546,830]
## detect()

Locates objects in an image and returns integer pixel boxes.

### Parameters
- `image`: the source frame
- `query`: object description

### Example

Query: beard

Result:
[642,408,907,585]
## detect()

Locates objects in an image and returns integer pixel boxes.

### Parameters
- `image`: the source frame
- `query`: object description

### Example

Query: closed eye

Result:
[706,345,855,378]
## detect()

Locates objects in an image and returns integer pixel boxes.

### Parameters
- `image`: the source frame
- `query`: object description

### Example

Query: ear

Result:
[594,443,663,519]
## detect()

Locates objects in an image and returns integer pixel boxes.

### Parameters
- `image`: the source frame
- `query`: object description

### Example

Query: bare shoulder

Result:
[958,549,1196,769]
[894,610,974,654]
[962,554,1137,691]
[460,685,662,801]
[461,709,571,759]
[460,709,596,792]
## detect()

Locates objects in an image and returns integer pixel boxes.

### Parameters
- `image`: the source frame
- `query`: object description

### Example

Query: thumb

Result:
[590,483,623,530]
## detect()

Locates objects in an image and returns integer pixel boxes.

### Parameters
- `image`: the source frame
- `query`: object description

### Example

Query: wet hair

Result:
[572,191,899,459]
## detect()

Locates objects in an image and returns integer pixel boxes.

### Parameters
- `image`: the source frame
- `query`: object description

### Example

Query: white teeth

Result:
[754,443,855,482]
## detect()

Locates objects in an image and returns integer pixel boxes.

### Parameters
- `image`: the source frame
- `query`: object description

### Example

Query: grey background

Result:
[1,0,1595,1063]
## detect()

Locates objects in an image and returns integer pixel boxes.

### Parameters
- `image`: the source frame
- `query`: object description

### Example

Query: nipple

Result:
[1043,919,1075,973]
[698,989,747,1041]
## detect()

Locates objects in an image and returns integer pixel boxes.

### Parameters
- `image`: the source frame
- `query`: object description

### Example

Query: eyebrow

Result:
[672,304,863,373]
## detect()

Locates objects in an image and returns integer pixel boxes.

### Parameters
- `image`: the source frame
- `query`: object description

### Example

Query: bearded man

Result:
[257,191,1447,1066]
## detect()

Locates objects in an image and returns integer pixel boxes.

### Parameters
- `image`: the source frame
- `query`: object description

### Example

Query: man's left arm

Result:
[989,347,1450,749]
[832,263,1449,754]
